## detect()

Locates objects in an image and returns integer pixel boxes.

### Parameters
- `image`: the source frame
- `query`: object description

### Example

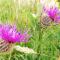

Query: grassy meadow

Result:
[0,0,60,60]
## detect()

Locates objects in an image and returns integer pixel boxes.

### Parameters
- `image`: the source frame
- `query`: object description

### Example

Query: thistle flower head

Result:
[40,0,60,23]
[44,6,60,23]
[0,24,30,43]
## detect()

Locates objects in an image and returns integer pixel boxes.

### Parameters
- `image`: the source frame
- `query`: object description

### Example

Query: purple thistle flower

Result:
[0,24,30,43]
[43,6,60,23]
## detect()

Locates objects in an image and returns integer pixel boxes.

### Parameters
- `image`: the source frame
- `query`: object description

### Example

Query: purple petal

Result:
[43,6,60,23]
[0,24,30,43]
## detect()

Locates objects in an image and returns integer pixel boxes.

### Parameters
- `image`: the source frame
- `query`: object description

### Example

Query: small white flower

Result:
[14,45,37,54]
[32,14,37,18]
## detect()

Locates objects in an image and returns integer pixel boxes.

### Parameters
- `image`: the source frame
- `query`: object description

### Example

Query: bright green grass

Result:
[0,0,60,60]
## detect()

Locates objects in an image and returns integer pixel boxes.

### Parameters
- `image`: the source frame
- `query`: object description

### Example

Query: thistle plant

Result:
[44,6,60,23]
[37,0,60,59]
[40,0,60,26]
[0,24,30,54]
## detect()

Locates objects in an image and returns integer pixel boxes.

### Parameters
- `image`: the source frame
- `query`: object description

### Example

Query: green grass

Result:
[0,0,60,60]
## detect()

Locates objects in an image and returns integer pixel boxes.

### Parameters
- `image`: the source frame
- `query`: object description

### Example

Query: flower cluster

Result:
[0,24,30,43]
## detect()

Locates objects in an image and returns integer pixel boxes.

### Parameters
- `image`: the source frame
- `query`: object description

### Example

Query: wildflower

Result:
[0,24,30,53]
[44,6,60,23]
[0,24,30,43]
[14,45,37,54]
[40,0,60,23]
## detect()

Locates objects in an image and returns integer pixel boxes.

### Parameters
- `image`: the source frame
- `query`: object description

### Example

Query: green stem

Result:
[8,51,12,60]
